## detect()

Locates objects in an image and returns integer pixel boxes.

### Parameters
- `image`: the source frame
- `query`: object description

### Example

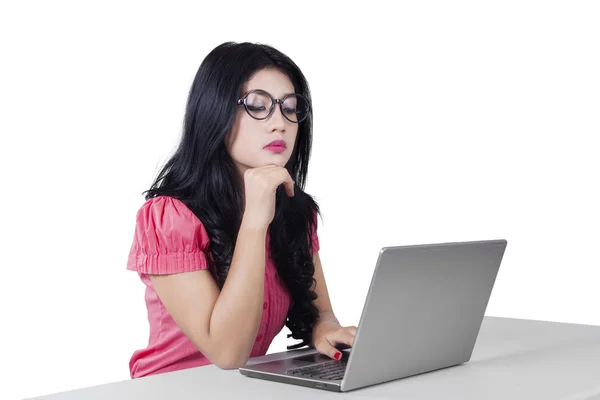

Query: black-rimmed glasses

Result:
[237,89,310,123]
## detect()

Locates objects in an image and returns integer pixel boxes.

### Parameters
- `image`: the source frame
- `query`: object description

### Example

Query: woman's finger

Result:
[330,328,355,348]
[316,328,356,360]
[283,172,295,197]
[315,339,344,361]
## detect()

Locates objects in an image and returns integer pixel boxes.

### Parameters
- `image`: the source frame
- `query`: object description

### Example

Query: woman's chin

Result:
[260,158,287,168]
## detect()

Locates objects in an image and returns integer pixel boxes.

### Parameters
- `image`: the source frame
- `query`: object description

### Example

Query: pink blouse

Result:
[126,196,320,378]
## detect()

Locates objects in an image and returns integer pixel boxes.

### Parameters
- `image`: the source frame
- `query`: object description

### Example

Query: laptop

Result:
[239,239,508,392]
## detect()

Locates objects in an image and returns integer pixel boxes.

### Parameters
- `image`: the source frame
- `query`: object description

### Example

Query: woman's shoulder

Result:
[127,196,211,274]
[137,195,193,216]
[136,195,202,223]
[133,195,210,246]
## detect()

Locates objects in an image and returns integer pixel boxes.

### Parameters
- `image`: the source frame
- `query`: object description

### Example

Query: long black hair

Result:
[143,41,320,350]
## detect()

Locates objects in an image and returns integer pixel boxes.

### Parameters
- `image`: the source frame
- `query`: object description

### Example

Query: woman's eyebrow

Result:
[244,89,296,97]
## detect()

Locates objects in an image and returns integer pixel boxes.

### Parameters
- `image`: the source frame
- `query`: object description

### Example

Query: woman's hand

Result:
[312,320,358,360]
[242,164,295,230]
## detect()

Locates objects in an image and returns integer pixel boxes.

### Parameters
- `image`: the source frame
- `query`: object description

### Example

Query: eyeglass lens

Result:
[245,91,308,122]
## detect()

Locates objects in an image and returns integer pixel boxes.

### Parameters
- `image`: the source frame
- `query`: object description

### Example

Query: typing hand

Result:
[312,322,357,360]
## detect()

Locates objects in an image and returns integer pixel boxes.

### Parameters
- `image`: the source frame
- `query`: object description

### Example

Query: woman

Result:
[126,41,356,378]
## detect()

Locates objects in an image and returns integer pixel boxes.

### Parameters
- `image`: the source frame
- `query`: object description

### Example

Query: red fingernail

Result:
[334,352,341,360]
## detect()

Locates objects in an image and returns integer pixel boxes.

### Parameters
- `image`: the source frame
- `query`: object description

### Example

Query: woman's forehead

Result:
[244,69,295,97]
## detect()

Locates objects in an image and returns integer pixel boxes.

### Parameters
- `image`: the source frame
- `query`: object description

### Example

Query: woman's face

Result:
[226,68,299,177]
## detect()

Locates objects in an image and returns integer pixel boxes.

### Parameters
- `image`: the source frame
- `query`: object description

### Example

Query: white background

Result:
[1,1,599,399]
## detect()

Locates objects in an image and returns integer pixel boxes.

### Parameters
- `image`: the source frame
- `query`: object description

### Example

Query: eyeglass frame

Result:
[236,89,311,123]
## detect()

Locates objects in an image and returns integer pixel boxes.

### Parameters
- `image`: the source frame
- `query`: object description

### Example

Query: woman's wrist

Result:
[311,312,341,346]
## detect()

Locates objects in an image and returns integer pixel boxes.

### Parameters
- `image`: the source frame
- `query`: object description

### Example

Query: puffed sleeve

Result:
[126,196,210,275]
[310,209,320,255]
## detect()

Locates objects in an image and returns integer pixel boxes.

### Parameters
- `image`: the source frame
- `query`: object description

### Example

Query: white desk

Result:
[28,317,600,400]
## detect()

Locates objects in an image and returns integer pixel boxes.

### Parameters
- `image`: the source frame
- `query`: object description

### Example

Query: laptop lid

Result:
[341,239,507,391]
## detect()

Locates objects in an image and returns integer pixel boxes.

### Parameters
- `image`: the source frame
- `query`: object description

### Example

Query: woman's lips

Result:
[264,144,286,153]
[264,140,286,153]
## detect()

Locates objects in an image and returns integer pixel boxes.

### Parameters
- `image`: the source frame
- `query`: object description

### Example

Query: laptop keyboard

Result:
[287,358,348,381]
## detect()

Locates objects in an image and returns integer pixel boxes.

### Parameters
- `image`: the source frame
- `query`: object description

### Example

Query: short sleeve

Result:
[310,209,320,255]
[126,196,210,275]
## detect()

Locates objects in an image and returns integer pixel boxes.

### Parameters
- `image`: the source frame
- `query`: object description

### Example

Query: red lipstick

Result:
[264,140,286,153]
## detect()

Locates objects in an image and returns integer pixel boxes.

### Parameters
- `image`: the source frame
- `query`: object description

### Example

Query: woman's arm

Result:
[310,251,357,357]
[150,221,268,370]
[311,251,340,326]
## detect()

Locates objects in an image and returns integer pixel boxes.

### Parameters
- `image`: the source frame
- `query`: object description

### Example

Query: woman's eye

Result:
[247,105,266,111]
[283,108,296,114]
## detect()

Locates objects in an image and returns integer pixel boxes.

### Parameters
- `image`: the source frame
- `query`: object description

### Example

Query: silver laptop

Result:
[239,239,508,392]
